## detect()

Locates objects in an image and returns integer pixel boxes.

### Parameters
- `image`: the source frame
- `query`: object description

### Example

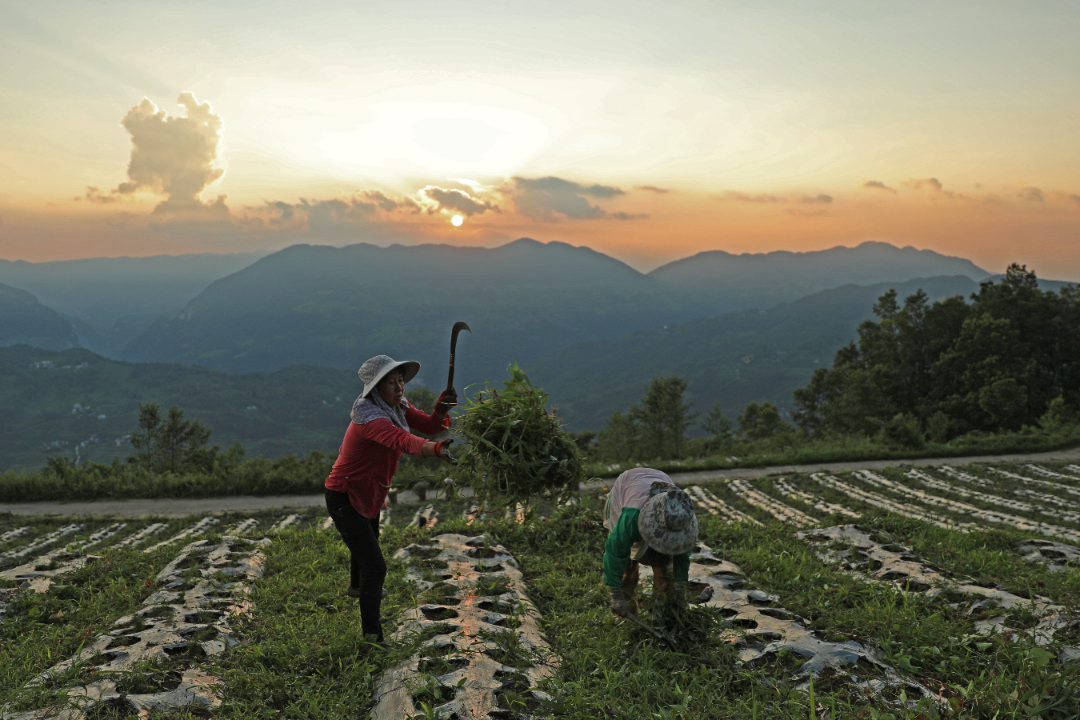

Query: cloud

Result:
[901,177,970,201]
[419,186,499,217]
[248,189,424,231]
[903,177,944,193]
[610,211,649,220]
[365,190,421,213]
[722,191,832,204]
[253,196,376,230]
[114,92,226,216]
[1049,191,1080,209]
[797,194,833,204]
[723,191,784,203]
[862,180,897,193]
[508,176,635,221]
[634,185,671,194]
[80,186,119,204]
[1017,187,1045,203]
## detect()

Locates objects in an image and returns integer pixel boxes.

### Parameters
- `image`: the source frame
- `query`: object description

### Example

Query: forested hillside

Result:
[0,345,359,470]
[119,239,992,382]
[0,284,79,351]
[795,265,1080,440]
[531,275,981,430]
[122,239,688,382]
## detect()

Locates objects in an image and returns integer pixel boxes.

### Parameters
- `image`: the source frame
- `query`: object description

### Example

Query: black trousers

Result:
[325,490,386,641]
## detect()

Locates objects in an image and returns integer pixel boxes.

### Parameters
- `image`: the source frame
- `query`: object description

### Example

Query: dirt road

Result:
[3,446,1079,518]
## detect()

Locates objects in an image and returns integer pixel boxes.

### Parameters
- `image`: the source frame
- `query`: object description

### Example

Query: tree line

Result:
[589,265,1080,460]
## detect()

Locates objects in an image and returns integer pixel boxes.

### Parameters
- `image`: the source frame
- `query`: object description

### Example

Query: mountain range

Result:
[119,239,996,385]
[5,238,1068,468]
[0,252,265,354]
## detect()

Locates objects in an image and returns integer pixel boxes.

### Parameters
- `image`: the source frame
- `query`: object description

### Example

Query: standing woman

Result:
[325,354,456,643]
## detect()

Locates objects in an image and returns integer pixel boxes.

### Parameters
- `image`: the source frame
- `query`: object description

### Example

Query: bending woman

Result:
[325,354,456,643]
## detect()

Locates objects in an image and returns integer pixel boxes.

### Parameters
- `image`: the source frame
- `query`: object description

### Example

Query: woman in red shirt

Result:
[325,354,455,643]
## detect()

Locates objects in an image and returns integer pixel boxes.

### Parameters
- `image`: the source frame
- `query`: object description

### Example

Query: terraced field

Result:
[2,460,1080,718]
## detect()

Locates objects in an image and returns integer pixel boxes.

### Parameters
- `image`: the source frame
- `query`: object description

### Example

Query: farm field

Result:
[2,461,1080,719]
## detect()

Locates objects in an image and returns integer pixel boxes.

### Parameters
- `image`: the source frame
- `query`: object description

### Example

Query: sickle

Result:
[447,321,472,391]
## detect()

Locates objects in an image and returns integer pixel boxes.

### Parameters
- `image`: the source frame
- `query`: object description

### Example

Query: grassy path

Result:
[5,447,1080,518]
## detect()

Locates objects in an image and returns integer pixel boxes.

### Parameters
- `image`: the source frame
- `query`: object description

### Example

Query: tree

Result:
[792,266,1080,438]
[128,403,214,473]
[407,386,436,414]
[627,375,697,459]
[596,411,639,462]
[701,401,734,443]
[737,402,789,441]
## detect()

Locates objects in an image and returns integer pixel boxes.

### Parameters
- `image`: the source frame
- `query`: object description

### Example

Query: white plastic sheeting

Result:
[372,533,558,720]
[811,474,974,531]
[799,525,1080,663]
[638,542,928,698]
[686,485,761,525]
[727,480,817,527]
[3,533,270,720]
[904,469,1080,542]
[774,479,860,519]
[1017,539,1080,573]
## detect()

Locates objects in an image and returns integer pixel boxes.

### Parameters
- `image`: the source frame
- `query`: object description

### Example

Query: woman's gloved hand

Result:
[434,388,458,415]
[433,438,456,464]
[421,439,456,463]
[610,586,629,617]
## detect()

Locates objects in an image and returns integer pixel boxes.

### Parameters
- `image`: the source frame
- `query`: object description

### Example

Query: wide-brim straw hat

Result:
[638,486,698,556]
[358,355,421,398]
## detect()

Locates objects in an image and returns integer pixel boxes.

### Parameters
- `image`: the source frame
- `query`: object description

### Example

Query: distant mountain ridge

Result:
[118,238,998,382]
[648,241,991,316]
[0,283,79,351]
[0,251,266,333]
[124,238,685,385]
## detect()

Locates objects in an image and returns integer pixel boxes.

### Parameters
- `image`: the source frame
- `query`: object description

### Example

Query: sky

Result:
[1,0,1078,275]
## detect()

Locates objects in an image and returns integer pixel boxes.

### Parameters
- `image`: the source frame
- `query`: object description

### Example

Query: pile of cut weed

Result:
[452,364,584,510]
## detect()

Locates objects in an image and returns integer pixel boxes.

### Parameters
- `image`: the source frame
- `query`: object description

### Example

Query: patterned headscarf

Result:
[351,391,409,430]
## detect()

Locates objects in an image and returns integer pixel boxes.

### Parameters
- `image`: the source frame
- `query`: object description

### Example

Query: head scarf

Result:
[351,391,409,431]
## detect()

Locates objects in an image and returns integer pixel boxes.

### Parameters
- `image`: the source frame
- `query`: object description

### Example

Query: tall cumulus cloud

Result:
[114,92,227,217]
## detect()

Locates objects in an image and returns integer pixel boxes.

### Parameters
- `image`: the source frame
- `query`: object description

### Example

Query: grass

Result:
[586,429,1080,479]
[3,468,1080,719]
[3,424,1077,504]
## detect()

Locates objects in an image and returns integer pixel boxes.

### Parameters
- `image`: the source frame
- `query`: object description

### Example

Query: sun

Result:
[451,215,464,227]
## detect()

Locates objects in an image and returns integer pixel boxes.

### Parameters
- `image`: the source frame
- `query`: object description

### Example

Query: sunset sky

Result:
[2,0,1078,275]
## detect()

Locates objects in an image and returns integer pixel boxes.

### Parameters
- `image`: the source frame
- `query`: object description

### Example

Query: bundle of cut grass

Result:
[649,587,719,655]
[452,364,584,508]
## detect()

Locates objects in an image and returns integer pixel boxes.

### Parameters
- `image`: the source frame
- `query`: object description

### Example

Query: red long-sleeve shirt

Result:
[325,404,449,518]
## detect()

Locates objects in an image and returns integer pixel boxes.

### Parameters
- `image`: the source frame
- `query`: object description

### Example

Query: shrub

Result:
[877,412,925,450]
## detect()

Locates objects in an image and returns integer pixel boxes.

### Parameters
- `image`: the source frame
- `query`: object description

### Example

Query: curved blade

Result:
[447,321,472,390]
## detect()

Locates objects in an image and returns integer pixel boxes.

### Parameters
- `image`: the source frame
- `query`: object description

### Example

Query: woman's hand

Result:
[434,388,458,415]
[421,438,456,463]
